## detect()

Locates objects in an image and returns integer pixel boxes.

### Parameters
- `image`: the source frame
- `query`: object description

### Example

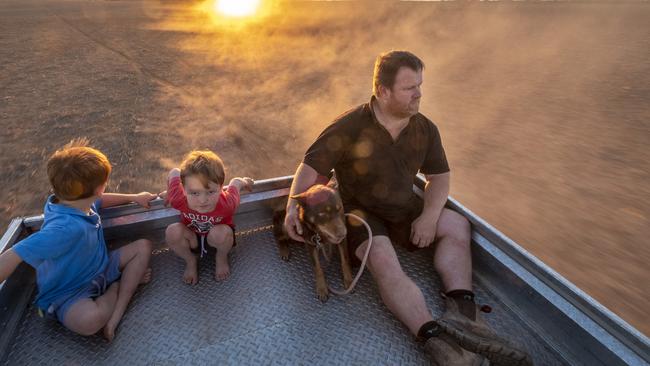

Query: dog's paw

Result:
[316,287,329,302]
[343,277,354,292]
[317,292,329,302]
[278,241,291,261]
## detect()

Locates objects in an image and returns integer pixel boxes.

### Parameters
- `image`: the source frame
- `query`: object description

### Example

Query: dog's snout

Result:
[320,224,347,244]
[331,226,347,244]
[337,227,347,240]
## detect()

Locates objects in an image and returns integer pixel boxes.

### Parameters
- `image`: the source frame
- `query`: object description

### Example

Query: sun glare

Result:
[214,0,261,17]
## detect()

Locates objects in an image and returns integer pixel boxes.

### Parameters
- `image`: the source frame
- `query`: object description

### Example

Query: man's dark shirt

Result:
[303,97,449,222]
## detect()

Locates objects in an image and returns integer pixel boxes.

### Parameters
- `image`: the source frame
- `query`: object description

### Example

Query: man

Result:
[284,51,530,366]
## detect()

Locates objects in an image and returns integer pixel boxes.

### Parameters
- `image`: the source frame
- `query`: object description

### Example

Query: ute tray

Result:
[1,219,563,365]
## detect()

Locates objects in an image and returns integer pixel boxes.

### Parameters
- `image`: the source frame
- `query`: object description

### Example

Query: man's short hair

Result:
[180,150,225,188]
[373,50,425,95]
[47,138,112,201]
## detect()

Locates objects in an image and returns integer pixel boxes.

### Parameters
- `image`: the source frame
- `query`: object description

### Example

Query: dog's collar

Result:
[301,223,324,250]
[310,233,324,250]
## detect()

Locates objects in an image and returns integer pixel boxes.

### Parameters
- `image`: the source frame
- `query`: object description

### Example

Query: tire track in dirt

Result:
[53,12,194,99]
[53,12,279,168]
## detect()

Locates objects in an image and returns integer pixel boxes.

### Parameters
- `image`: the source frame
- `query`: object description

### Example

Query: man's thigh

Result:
[386,202,471,251]
[385,199,425,251]
[354,235,404,278]
[345,202,428,259]
[345,207,389,266]
[434,208,471,243]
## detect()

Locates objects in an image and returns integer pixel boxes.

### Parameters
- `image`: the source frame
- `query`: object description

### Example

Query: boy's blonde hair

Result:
[180,150,225,188]
[47,138,112,201]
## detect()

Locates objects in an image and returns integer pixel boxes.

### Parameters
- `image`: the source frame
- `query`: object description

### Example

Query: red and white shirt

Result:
[167,176,240,235]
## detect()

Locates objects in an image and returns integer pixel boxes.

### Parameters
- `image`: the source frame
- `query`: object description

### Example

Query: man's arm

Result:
[284,163,320,242]
[0,249,23,284]
[410,172,450,248]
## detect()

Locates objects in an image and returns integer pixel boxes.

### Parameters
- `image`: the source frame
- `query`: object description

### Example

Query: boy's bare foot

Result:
[140,268,152,285]
[183,258,198,285]
[215,253,230,281]
[103,319,118,342]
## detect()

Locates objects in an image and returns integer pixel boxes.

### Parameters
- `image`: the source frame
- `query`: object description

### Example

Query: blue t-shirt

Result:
[12,195,110,310]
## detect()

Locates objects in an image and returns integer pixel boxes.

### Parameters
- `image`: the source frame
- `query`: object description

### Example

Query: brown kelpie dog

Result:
[273,182,353,302]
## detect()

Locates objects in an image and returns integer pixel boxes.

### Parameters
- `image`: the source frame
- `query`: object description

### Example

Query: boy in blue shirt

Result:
[0,140,156,341]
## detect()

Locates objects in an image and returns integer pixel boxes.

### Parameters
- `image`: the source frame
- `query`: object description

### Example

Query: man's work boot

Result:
[436,295,533,366]
[424,332,489,366]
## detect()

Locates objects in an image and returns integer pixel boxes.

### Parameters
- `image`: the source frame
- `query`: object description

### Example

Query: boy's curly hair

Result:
[180,150,225,188]
[47,138,112,200]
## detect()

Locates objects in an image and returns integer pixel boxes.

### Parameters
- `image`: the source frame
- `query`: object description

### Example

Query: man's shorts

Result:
[46,250,122,324]
[191,225,237,259]
[345,199,424,266]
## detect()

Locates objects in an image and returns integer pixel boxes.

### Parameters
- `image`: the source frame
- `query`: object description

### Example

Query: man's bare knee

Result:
[438,210,471,246]
[357,237,403,280]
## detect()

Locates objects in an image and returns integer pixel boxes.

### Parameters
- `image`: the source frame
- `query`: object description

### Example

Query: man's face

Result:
[184,175,221,213]
[384,67,423,118]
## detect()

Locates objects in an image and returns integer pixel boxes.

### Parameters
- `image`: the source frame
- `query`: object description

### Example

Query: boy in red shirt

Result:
[162,150,253,284]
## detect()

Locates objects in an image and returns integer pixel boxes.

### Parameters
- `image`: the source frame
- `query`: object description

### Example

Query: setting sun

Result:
[214,0,261,17]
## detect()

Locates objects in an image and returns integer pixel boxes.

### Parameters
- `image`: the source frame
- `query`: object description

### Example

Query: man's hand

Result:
[284,201,305,242]
[410,211,438,248]
[133,192,157,209]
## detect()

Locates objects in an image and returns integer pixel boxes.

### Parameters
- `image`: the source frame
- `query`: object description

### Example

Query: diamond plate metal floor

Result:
[2,222,566,365]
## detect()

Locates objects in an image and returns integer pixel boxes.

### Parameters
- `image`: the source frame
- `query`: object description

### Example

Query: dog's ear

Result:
[326,177,339,190]
[290,192,308,206]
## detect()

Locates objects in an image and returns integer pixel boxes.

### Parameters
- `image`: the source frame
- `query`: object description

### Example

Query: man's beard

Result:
[383,95,420,119]
[409,100,420,114]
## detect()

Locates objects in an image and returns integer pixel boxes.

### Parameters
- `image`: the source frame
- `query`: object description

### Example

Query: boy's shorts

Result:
[191,225,237,259]
[345,199,424,266]
[45,250,122,324]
